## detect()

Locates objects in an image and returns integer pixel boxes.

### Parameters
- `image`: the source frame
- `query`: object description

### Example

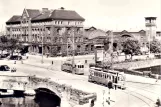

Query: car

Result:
[0,65,16,72]
[8,55,22,60]
[0,53,10,58]
[0,65,10,71]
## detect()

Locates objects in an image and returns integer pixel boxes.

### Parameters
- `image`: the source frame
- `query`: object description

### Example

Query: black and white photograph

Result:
[0,0,161,107]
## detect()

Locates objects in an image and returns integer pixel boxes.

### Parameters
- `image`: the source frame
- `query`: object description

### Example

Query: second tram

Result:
[61,61,84,75]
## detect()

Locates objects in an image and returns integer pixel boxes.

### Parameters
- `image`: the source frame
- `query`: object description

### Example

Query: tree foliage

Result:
[148,40,161,53]
[0,36,22,54]
[122,39,141,59]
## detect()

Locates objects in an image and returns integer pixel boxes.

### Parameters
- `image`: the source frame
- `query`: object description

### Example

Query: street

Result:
[0,55,160,107]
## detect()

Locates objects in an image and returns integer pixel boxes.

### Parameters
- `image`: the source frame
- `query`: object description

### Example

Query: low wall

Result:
[113,58,161,79]
[113,58,161,70]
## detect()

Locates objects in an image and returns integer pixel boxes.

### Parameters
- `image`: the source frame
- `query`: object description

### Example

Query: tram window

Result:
[96,72,98,76]
[82,65,84,68]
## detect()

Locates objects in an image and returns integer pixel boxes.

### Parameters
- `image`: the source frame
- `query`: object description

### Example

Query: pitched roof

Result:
[50,9,85,21]
[32,10,52,20]
[6,8,85,23]
[84,29,107,39]
[6,15,21,24]
[26,9,41,18]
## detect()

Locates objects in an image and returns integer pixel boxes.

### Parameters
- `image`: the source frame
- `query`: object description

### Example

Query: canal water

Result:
[0,89,61,107]
[135,65,161,75]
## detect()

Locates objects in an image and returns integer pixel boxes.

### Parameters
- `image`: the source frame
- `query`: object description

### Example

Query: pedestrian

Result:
[52,61,53,65]
[156,74,159,82]
[90,99,95,107]
[156,98,161,107]
[114,77,118,90]
[21,60,23,64]
[14,61,16,64]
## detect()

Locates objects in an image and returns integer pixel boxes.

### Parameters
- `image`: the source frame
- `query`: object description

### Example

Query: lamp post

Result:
[72,27,75,74]
[110,31,114,71]
[41,26,45,64]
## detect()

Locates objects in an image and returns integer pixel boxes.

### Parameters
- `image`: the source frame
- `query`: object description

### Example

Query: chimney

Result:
[42,8,48,13]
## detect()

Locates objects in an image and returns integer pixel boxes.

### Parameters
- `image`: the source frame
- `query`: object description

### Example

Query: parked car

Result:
[8,55,22,60]
[0,53,10,58]
[0,65,10,71]
[0,65,16,72]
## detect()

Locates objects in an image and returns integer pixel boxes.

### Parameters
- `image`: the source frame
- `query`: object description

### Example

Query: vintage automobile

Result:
[8,55,22,60]
[0,65,16,72]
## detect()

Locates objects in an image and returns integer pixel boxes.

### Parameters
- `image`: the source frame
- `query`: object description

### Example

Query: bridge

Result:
[0,75,97,106]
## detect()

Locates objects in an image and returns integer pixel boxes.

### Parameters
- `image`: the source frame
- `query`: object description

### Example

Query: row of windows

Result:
[93,72,112,79]
[10,28,82,36]
[77,65,84,68]
[55,21,82,25]
[31,21,83,26]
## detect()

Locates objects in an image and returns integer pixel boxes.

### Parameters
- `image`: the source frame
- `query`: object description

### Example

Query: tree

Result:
[148,40,161,53]
[0,36,9,54]
[122,39,141,60]
[0,36,23,56]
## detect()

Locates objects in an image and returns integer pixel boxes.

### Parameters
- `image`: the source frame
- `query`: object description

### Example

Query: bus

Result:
[61,61,84,75]
[88,67,126,89]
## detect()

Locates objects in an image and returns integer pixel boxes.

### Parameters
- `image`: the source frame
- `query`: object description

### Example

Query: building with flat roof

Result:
[6,7,85,56]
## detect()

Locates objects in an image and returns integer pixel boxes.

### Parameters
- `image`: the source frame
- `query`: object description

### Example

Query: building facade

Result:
[84,28,161,51]
[6,7,85,56]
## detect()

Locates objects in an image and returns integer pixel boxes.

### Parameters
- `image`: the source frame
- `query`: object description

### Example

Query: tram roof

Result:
[94,44,104,47]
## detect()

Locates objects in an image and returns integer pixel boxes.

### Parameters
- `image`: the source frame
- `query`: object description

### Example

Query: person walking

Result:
[114,76,118,90]
[156,74,159,83]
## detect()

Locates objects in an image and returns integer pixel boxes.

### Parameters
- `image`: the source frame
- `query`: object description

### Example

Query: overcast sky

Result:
[0,0,160,31]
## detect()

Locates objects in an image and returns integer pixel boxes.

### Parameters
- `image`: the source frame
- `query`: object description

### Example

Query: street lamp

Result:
[71,27,75,74]
[40,26,45,64]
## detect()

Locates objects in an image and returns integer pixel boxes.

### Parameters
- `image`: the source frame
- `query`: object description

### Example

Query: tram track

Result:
[127,83,160,95]
[122,83,156,107]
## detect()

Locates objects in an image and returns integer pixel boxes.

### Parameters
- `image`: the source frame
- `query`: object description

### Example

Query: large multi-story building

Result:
[6,7,85,55]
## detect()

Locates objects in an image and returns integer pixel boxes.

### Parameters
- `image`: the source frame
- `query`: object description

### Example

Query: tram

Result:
[61,60,84,75]
[88,67,126,89]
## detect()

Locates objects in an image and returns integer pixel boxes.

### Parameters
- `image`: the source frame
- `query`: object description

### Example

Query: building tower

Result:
[145,17,157,41]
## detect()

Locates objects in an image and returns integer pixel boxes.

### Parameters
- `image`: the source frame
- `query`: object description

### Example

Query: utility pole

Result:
[110,31,114,71]
[67,36,69,58]
[72,27,75,74]
[41,26,44,64]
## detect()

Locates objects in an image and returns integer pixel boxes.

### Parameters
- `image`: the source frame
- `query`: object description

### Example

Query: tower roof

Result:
[145,17,157,20]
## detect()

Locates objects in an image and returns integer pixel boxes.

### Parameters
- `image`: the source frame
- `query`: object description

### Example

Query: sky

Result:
[0,0,160,32]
